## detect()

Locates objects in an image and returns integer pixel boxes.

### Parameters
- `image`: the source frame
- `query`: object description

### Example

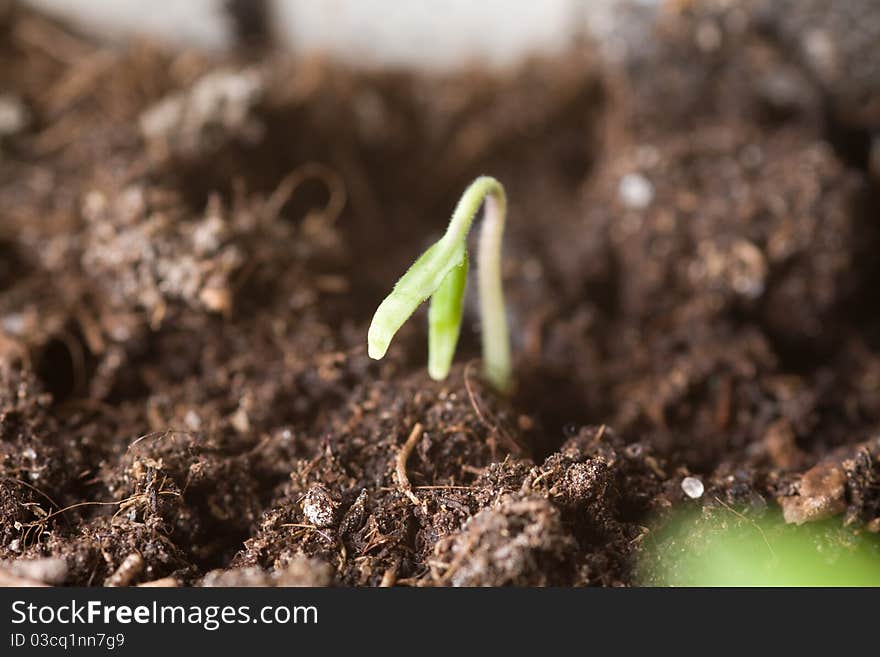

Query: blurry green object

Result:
[638,510,880,586]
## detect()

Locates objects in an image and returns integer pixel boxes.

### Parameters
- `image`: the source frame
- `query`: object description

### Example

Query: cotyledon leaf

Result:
[427,251,468,380]
[367,239,466,361]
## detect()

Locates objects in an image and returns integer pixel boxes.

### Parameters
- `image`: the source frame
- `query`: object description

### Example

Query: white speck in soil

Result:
[1,313,26,336]
[184,410,202,430]
[618,172,654,209]
[681,476,705,499]
[0,94,28,137]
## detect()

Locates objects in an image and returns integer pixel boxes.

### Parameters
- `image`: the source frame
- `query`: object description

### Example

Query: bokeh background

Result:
[23,0,650,68]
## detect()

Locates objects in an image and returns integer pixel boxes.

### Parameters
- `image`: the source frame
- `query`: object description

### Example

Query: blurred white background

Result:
[23,0,658,69]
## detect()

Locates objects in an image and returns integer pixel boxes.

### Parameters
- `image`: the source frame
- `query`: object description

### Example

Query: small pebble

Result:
[0,94,28,137]
[1,313,27,336]
[184,410,202,430]
[302,484,339,528]
[618,173,654,209]
[681,476,705,499]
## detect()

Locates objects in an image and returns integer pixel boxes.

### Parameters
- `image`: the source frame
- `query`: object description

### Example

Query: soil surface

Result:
[1,1,879,586]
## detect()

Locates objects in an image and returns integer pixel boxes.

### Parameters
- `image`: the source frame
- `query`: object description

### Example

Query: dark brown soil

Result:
[1,1,879,587]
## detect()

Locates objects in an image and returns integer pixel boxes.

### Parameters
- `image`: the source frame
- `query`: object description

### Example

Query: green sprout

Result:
[367,176,511,392]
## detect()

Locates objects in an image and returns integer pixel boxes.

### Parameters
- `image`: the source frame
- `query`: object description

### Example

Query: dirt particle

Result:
[433,494,575,587]
[104,552,145,587]
[201,556,332,587]
[0,557,67,585]
[781,461,847,525]
[302,484,340,529]
[139,68,264,159]
[763,418,804,470]
[0,94,28,138]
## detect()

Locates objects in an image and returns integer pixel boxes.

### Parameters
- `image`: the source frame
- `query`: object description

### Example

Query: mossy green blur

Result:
[638,509,880,586]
